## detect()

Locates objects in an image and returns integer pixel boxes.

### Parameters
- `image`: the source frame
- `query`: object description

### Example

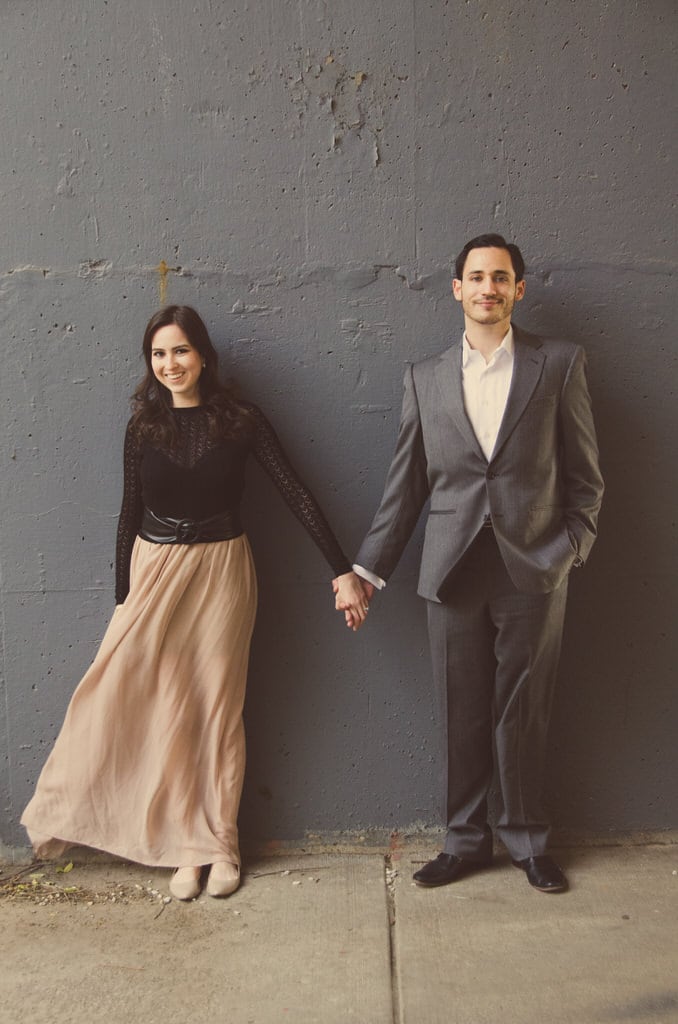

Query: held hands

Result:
[332,572,375,632]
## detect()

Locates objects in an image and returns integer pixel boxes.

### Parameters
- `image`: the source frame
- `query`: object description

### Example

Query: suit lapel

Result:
[491,327,545,462]
[434,342,486,460]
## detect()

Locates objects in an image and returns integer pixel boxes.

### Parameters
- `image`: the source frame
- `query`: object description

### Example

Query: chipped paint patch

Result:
[230,299,282,316]
[78,260,112,280]
[283,52,399,167]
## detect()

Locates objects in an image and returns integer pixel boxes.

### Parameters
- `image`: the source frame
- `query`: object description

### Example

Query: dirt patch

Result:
[0,861,171,911]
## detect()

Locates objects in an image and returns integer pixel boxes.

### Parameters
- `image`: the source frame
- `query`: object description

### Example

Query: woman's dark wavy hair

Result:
[130,305,254,449]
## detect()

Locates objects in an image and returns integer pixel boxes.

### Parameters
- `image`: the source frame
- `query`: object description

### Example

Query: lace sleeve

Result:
[115,421,144,604]
[250,406,351,576]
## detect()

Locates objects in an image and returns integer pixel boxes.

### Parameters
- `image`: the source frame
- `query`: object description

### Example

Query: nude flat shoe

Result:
[169,866,202,901]
[206,861,240,898]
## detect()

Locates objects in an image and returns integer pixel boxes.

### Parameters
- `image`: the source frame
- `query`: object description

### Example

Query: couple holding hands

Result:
[22,233,603,900]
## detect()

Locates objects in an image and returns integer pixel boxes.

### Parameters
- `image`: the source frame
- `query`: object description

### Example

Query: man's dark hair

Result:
[454,234,525,282]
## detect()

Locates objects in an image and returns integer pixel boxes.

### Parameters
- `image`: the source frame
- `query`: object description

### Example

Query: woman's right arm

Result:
[114,423,144,605]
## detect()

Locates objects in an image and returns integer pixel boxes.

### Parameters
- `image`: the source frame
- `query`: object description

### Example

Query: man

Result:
[338,233,603,893]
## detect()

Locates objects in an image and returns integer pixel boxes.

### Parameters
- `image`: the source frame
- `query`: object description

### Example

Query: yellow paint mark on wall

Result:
[157,259,169,305]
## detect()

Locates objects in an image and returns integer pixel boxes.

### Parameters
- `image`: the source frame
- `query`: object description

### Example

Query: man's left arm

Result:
[558,346,605,565]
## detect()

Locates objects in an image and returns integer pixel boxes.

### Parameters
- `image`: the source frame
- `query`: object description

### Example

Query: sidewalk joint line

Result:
[384,852,402,1024]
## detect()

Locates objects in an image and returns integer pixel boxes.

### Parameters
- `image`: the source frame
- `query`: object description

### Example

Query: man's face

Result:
[452,247,525,327]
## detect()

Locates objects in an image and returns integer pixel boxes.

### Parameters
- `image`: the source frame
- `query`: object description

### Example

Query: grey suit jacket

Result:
[355,326,604,600]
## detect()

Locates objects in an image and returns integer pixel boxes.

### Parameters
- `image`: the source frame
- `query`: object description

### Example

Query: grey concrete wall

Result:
[1,0,676,852]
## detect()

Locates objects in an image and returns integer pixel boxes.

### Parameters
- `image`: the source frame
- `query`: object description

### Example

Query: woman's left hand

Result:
[332,571,372,632]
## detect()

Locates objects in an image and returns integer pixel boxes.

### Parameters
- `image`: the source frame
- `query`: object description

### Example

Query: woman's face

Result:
[150,324,203,407]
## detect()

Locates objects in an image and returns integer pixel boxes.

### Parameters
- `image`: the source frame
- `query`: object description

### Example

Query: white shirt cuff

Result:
[353,564,386,590]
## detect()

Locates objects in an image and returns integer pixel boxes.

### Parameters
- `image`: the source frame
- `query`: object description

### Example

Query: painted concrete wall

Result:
[1,0,676,852]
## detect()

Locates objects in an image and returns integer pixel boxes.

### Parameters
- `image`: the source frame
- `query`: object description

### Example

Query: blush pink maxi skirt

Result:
[21,534,257,868]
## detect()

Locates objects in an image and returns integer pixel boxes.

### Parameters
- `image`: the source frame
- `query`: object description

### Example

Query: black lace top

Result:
[115,403,351,603]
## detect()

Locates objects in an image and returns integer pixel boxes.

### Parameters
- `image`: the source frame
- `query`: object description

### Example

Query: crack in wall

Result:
[3,258,674,292]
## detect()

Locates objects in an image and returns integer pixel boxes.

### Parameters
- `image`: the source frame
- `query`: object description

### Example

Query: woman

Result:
[22,305,368,901]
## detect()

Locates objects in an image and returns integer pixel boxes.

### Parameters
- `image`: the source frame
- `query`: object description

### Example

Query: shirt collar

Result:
[462,326,515,367]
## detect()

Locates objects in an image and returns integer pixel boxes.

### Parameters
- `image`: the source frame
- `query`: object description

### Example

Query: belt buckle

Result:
[175,518,200,544]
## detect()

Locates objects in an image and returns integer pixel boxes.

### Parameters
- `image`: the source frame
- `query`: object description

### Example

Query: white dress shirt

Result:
[461,328,514,461]
[354,329,515,590]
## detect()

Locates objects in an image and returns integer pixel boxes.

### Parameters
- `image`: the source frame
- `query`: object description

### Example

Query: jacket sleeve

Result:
[354,364,430,581]
[558,346,604,564]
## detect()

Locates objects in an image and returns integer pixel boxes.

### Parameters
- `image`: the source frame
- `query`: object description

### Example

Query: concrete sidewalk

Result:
[2,843,677,1024]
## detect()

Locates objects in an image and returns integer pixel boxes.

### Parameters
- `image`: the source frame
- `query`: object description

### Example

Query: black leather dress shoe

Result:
[413,853,490,888]
[511,855,568,893]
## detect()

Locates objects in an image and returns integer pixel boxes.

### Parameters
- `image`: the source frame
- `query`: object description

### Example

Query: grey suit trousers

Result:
[426,526,568,862]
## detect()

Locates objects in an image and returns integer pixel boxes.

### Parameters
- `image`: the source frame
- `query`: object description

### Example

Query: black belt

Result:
[139,508,243,545]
